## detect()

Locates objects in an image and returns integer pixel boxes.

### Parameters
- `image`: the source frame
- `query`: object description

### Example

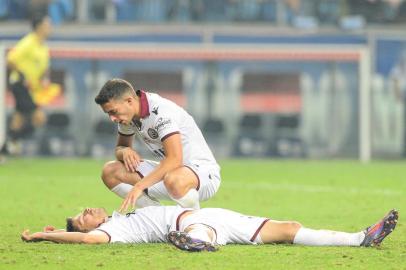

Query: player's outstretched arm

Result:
[43,225,66,233]
[21,229,109,244]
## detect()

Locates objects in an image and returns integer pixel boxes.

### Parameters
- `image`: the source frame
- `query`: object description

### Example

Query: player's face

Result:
[72,208,108,232]
[101,96,135,125]
[38,16,52,38]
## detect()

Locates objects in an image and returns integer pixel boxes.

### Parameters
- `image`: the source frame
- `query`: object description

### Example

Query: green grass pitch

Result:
[0,158,405,270]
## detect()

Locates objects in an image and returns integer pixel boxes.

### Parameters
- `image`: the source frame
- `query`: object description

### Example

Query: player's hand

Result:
[121,147,141,173]
[21,230,44,242]
[119,185,143,213]
[43,225,56,232]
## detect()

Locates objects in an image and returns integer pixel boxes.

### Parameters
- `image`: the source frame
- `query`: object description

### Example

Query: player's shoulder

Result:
[11,33,33,51]
[145,94,174,118]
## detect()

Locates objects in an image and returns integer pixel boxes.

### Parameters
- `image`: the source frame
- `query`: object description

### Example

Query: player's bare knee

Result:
[286,221,302,239]
[101,161,121,188]
[163,173,184,198]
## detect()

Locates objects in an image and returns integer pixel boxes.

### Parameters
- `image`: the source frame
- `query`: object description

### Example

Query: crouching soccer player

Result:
[21,206,398,251]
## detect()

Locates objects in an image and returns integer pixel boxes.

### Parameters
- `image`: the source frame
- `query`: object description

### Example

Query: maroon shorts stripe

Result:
[161,131,180,142]
[176,210,192,231]
[136,171,144,178]
[95,229,112,243]
[184,165,200,191]
[250,219,270,242]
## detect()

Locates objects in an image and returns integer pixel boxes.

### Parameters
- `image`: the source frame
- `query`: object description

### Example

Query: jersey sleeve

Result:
[153,114,180,142]
[95,222,127,243]
[117,123,135,136]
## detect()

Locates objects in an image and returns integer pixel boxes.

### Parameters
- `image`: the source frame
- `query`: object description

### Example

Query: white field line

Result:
[223,182,403,196]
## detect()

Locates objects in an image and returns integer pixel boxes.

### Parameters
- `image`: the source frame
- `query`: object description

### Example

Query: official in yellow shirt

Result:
[6,14,60,154]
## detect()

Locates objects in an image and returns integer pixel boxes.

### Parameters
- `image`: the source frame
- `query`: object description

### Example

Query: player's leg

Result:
[260,220,365,246]
[7,80,37,155]
[101,160,160,207]
[163,166,200,209]
[260,209,398,247]
[101,160,142,188]
[258,220,302,244]
[162,164,220,209]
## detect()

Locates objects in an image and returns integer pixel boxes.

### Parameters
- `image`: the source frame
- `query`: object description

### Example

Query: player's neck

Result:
[33,31,46,43]
[132,98,141,120]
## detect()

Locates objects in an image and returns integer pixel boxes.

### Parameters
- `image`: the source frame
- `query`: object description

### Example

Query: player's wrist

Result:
[134,182,146,191]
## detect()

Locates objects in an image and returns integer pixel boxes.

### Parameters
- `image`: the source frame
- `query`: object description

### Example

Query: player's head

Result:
[95,78,139,125]
[31,13,52,38]
[66,208,108,233]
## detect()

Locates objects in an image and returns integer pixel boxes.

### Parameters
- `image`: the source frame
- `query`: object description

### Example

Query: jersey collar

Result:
[136,90,150,119]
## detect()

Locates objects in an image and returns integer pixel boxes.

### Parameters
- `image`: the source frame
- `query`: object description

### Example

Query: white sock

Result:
[187,224,215,244]
[293,227,365,246]
[111,183,161,208]
[171,189,200,209]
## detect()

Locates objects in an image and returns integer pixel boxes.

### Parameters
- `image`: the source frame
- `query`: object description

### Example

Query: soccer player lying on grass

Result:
[21,206,398,251]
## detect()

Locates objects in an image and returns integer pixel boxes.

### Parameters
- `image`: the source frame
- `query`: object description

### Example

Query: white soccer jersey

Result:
[94,206,269,245]
[118,91,219,169]
[95,206,189,244]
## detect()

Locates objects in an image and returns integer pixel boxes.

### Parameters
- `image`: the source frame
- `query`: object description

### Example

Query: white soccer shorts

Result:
[136,159,221,202]
[177,208,270,245]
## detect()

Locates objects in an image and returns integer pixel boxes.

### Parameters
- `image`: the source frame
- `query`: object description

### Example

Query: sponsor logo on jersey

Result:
[143,137,155,144]
[152,106,159,115]
[155,117,172,131]
[147,128,159,139]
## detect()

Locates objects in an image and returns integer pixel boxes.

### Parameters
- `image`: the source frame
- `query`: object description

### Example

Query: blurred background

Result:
[0,0,406,161]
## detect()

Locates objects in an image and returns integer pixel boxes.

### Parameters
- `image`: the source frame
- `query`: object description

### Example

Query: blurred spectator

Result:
[48,0,75,25]
[136,0,169,23]
[115,0,138,22]
[394,0,406,22]
[282,0,320,28]
[88,0,108,21]
[168,0,191,22]
[29,0,51,17]
[115,0,169,23]
[235,0,263,22]
[197,0,229,22]
[2,0,406,25]
[262,0,278,22]
[3,14,60,155]
[0,0,10,20]
[8,0,28,19]
[315,0,347,25]
[190,0,204,21]
[346,0,402,23]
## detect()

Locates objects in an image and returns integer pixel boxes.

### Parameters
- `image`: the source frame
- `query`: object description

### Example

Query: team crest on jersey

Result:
[155,117,172,131]
[147,128,159,139]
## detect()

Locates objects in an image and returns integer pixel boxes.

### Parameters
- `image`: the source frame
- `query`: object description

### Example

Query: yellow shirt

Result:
[8,33,60,105]
[7,32,50,91]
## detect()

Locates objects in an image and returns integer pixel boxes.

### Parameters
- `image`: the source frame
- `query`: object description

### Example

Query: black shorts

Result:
[9,81,37,115]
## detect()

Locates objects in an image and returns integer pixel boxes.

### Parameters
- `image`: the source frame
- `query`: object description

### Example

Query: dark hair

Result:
[94,78,135,105]
[31,13,48,30]
[66,217,79,232]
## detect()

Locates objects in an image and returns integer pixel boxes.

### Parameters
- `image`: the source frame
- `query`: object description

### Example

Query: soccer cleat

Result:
[360,209,399,247]
[167,231,218,252]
